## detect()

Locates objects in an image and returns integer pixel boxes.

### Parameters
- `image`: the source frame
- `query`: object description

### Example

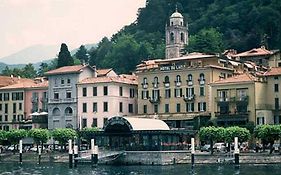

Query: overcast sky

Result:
[0,0,146,58]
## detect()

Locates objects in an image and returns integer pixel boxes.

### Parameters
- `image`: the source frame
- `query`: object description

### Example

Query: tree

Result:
[22,63,37,78]
[185,28,224,54]
[28,129,50,146]
[79,127,100,148]
[57,43,74,68]
[38,63,49,77]
[52,128,77,151]
[0,130,7,144]
[1,66,13,76]
[199,126,225,154]
[6,129,27,153]
[224,126,250,152]
[89,37,112,67]
[75,45,89,63]
[254,125,281,154]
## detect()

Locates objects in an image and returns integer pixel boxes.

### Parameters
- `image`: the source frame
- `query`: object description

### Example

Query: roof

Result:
[211,73,256,85]
[79,74,137,85]
[45,65,93,75]
[264,67,281,76]
[0,76,24,87]
[104,116,170,132]
[234,47,273,57]
[0,79,48,90]
[96,68,112,77]
[171,11,183,18]
[156,53,216,63]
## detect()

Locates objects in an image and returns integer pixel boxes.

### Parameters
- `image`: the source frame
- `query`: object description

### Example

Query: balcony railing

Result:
[187,81,193,86]
[142,83,148,89]
[164,82,170,88]
[175,81,182,87]
[49,98,77,103]
[236,96,249,102]
[215,96,249,103]
[152,83,159,88]
[183,94,196,102]
[198,79,205,85]
[149,97,161,104]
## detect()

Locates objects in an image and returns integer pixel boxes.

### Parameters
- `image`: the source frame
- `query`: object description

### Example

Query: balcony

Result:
[142,83,148,89]
[198,79,205,85]
[183,94,196,102]
[149,97,161,104]
[175,81,182,87]
[152,83,159,88]
[164,82,170,88]
[235,96,249,102]
[32,115,48,123]
[215,111,250,123]
[49,98,77,103]
[187,81,193,86]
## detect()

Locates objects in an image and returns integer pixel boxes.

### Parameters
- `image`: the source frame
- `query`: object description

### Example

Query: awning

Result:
[103,116,170,132]
[39,112,48,115]
[244,63,254,68]
[229,60,240,66]
[30,112,40,116]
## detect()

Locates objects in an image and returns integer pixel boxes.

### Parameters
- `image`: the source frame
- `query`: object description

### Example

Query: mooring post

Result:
[91,139,95,167]
[74,144,78,168]
[94,145,98,165]
[191,138,195,167]
[69,139,73,168]
[234,137,239,167]
[38,145,41,164]
[19,140,23,164]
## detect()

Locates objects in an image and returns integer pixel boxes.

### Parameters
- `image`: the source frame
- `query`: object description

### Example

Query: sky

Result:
[0,0,146,58]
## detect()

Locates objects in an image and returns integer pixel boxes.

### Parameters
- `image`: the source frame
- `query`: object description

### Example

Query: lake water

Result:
[0,163,280,175]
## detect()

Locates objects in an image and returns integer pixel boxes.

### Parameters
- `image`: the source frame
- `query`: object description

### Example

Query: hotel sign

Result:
[160,64,185,71]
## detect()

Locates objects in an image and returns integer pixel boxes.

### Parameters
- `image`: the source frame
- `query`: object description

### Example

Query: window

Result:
[103,102,108,112]
[170,32,174,43]
[130,88,135,98]
[143,105,147,114]
[174,88,182,98]
[19,103,22,110]
[52,108,61,116]
[142,77,148,88]
[82,103,87,113]
[128,104,134,113]
[119,87,123,96]
[186,88,194,97]
[274,76,279,80]
[4,104,8,113]
[188,74,193,81]
[93,102,97,112]
[4,93,9,101]
[65,107,73,116]
[13,115,16,121]
[141,90,149,99]
[164,76,169,83]
[165,89,171,98]
[82,118,87,128]
[165,104,169,113]
[152,90,160,100]
[66,92,71,98]
[275,98,279,110]
[92,118,97,127]
[61,79,64,85]
[54,92,59,99]
[67,79,71,84]
[181,33,185,42]
[176,75,181,83]
[199,73,205,85]
[153,77,159,88]
[0,93,2,101]
[200,87,205,96]
[83,87,87,97]
[198,102,207,112]
[103,86,108,96]
[274,84,279,92]
[186,103,194,112]
[103,118,108,125]
[93,87,97,96]
[13,103,16,113]
[0,104,2,111]
[257,117,265,125]
[119,102,123,113]
[176,103,181,113]
[0,115,2,121]
[5,115,8,121]
[154,104,158,113]
[274,115,280,124]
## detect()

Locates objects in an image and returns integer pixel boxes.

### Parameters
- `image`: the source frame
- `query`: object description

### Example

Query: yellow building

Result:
[136,54,234,129]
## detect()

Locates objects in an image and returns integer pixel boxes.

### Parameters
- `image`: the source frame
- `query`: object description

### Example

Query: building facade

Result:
[77,73,138,129]
[45,65,96,130]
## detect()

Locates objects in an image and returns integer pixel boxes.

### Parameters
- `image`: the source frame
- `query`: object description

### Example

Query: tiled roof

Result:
[0,76,24,87]
[96,68,112,77]
[211,73,255,85]
[79,75,138,85]
[0,79,48,90]
[234,47,273,57]
[45,65,88,75]
[264,67,281,76]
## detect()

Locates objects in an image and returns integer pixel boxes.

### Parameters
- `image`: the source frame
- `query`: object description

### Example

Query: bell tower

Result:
[165,8,188,59]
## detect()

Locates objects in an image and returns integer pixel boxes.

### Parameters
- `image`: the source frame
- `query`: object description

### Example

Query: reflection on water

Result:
[0,163,279,175]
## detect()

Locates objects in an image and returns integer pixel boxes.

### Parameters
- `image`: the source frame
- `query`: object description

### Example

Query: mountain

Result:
[0,44,58,64]
[70,43,97,55]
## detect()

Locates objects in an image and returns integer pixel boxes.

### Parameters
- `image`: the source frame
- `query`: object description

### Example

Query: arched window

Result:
[143,77,147,84]
[176,75,181,82]
[153,77,159,88]
[199,73,205,81]
[164,76,169,83]
[170,32,174,43]
[181,33,185,42]
[65,107,73,116]
[52,108,61,116]
[180,21,183,26]
[188,74,193,81]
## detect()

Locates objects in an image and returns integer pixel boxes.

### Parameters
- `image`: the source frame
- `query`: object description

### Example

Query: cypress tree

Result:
[57,43,74,68]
